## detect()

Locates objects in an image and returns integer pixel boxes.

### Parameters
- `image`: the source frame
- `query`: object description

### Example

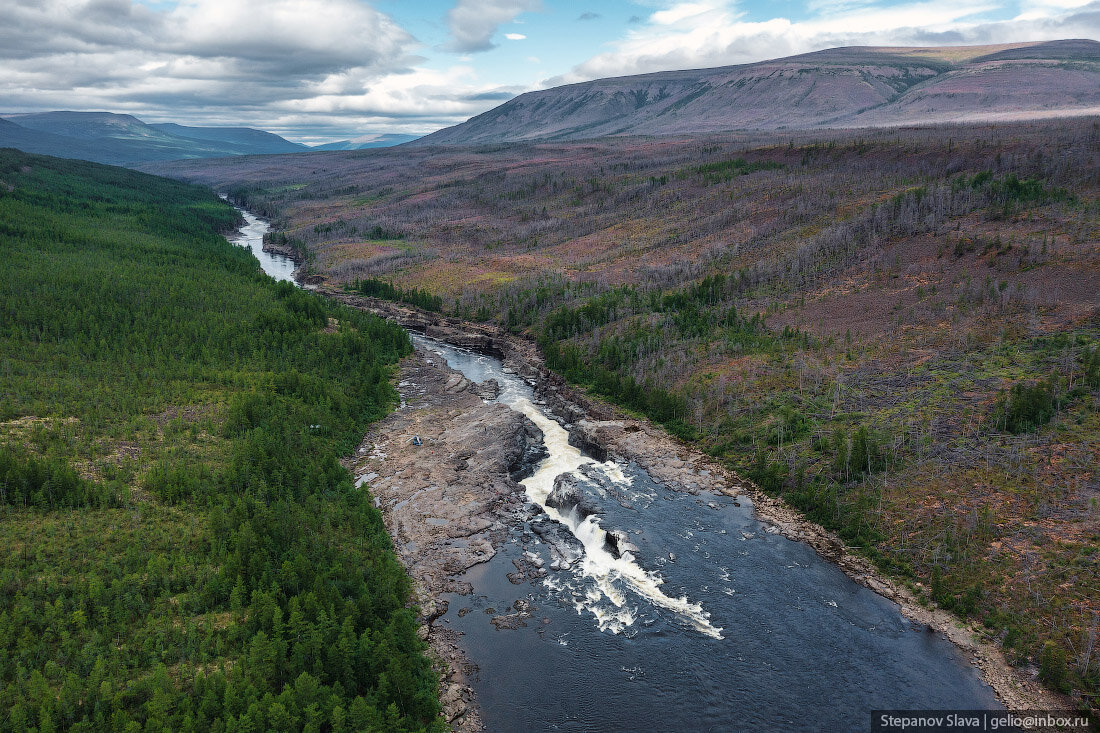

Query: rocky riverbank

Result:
[259,237,299,260]
[326,288,1068,727]
[343,345,545,730]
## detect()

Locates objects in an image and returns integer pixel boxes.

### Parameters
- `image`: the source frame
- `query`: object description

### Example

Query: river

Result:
[225,204,297,283]
[230,208,1004,732]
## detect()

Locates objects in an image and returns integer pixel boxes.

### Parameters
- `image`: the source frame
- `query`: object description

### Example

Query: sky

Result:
[1,0,1097,144]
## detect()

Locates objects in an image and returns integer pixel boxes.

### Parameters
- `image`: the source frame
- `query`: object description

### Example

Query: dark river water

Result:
[235,209,1002,733]
[416,338,1001,733]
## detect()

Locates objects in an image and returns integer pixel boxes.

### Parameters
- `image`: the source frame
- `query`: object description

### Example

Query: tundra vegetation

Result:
[0,150,442,732]
[146,118,1100,713]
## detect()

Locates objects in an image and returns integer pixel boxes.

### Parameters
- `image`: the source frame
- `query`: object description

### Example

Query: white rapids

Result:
[513,397,723,639]
[414,336,722,638]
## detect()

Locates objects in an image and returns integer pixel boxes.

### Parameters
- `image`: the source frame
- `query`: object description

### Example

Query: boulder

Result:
[545,474,600,520]
[604,529,639,559]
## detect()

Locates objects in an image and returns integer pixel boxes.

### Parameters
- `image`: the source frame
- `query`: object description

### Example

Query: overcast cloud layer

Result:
[0,0,1096,143]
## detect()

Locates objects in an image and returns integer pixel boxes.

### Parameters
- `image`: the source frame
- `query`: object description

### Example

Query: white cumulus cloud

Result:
[547,0,1100,85]
[0,0,437,139]
[444,0,541,52]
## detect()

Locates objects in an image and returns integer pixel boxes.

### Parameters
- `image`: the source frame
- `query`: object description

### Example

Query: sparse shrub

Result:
[354,277,443,311]
[1039,641,1071,693]
[850,425,882,474]
[364,224,405,240]
[1084,346,1100,389]
[832,427,850,477]
[692,157,784,184]
[748,447,786,492]
[993,380,1058,433]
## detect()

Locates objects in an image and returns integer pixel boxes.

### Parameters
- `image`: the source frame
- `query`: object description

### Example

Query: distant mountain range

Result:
[0,111,416,165]
[413,39,1100,145]
[312,134,421,150]
[0,112,308,164]
[7,39,1097,162]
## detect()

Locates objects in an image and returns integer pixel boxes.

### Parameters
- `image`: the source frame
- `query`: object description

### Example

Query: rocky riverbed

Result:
[344,348,545,730]
[328,289,1067,729]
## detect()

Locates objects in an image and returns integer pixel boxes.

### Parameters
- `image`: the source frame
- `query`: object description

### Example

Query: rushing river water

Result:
[233,209,1003,732]
[225,204,297,283]
[418,338,1001,733]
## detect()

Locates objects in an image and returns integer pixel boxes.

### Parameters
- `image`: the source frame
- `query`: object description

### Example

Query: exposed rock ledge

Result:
[343,347,542,731]
[326,289,1069,726]
[260,240,299,260]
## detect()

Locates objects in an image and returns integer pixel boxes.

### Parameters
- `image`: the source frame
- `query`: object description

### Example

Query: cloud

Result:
[547,0,1100,85]
[504,32,527,39]
[289,64,526,132]
[0,0,161,58]
[164,0,414,77]
[0,0,460,139]
[0,0,415,76]
[1016,0,1095,20]
[444,0,541,52]
[649,2,730,26]
[578,11,601,20]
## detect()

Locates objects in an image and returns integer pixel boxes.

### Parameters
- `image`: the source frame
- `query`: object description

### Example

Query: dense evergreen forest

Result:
[0,149,442,732]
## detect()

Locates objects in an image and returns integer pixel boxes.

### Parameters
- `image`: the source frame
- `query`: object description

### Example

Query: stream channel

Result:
[231,206,1003,732]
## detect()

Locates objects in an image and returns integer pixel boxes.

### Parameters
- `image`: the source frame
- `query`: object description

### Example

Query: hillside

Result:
[313,134,420,150]
[150,122,306,153]
[0,111,307,164]
[412,39,1100,145]
[0,150,440,732]
[0,118,116,161]
[145,117,1100,712]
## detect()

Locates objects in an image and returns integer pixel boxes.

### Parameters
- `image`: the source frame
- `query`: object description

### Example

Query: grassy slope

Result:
[0,149,442,732]
[143,119,1100,713]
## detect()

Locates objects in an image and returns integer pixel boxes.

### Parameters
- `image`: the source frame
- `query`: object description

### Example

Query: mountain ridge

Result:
[411,39,1100,146]
[0,111,308,164]
[311,133,420,150]
[149,122,307,153]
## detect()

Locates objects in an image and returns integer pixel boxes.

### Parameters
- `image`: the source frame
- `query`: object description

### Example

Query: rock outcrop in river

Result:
[545,473,600,521]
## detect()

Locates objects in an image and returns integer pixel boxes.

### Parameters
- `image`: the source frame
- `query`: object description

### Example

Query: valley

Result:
[3,25,1099,729]
[144,116,1100,718]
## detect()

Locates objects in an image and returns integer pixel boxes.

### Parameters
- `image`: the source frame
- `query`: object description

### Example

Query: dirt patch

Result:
[150,404,215,427]
[0,415,79,441]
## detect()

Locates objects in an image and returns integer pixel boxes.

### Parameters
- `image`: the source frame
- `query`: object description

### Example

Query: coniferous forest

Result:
[0,149,442,732]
